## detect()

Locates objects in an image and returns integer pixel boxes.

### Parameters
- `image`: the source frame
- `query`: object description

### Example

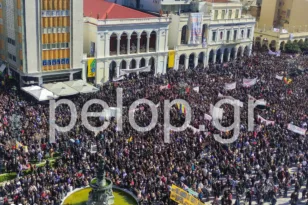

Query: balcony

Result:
[210,15,255,25]
[222,39,242,44]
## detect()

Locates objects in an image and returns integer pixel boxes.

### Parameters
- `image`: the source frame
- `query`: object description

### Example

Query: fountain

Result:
[62,155,138,205]
[87,157,114,205]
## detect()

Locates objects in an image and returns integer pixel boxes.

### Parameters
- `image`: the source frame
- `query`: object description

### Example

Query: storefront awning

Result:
[42,82,79,97]
[63,80,99,94]
[22,86,59,101]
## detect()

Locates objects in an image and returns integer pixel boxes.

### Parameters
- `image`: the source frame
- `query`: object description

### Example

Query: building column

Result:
[127,60,130,69]
[136,58,140,76]
[194,56,198,68]
[203,55,207,67]
[137,37,140,53]
[116,65,120,78]
[146,36,150,53]
[127,38,131,55]
[117,37,120,55]
[227,50,231,61]
[249,44,252,56]
[213,53,217,63]
[155,30,159,52]
[185,57,189,69]
[234,48,238,60]
[220,49,224,63]
[82,62,87,81]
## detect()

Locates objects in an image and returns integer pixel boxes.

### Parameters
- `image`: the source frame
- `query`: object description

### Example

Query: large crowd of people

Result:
[0,51,307,205]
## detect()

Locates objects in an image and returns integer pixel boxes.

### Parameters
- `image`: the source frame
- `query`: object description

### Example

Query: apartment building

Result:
[0,0,83,86]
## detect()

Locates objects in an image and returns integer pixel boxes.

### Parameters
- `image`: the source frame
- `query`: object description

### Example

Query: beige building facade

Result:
[168,0,255,70]
[254,0,308,51]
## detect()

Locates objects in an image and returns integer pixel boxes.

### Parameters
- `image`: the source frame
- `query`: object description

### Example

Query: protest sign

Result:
[170,184,204,205]
[224,82,236,90]
[243,78,257,87]
[287,124,307,135]
[258,115,275,125]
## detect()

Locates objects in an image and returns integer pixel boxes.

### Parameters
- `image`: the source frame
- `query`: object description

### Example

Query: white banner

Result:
[243,78,257,87]
[224,82,236,90]
[188,13,203,44]
[255,99,267,106]
[287,124,307,135]
[218,93,235,100]
[101,107,121,120]
[193,86,199,93]
[210,104,224,120]
[269,50,281,57]
[204,113,212,121]
[120,66,150,75]
[275,75,283,80]
[258,115,275,125]
[113,76,125,82]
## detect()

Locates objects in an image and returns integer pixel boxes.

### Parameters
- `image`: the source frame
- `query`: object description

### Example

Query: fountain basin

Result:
[62,187,138,205]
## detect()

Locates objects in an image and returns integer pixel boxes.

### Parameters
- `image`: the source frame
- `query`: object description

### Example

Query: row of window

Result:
[7,37,16,46]
[8,52,16,62]
[41,10,70,17]
[42,27,70,34]
[42,43,69,50]
[42,58,70,66]
[214,9,240,20]
[212,29,251,42]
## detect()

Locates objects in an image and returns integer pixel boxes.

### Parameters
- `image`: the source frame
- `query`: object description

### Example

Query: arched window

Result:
[181,25,188,44]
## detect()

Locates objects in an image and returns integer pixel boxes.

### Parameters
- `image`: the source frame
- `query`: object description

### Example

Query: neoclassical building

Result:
[206,0,255,64]
[83,0,170,84]
[167,0,256,69]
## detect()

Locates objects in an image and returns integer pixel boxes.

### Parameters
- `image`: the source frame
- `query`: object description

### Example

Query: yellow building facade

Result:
[255,0,308,51]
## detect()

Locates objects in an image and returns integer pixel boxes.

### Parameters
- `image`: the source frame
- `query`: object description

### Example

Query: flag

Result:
[16,141,23,149]
[128,136,133,143]
[23,146,28,153]
[185,87,190,94]
[193,87,199,93]
[283,77,292,85]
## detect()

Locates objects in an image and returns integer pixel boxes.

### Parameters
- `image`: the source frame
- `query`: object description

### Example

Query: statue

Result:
[97,156,106,183]
[88,155,114,205]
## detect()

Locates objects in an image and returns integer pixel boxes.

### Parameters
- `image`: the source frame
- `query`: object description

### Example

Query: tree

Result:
[285,41,301,53]
[299,41,308,52]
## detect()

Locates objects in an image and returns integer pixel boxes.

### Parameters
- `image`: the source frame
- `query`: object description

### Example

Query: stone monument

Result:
[88,156,114,205]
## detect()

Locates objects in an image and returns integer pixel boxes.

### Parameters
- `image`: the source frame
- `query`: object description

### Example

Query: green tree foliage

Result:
[285,41,301,53]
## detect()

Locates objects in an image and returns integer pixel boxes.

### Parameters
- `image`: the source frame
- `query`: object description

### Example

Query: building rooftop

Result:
[84,0,156,20]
